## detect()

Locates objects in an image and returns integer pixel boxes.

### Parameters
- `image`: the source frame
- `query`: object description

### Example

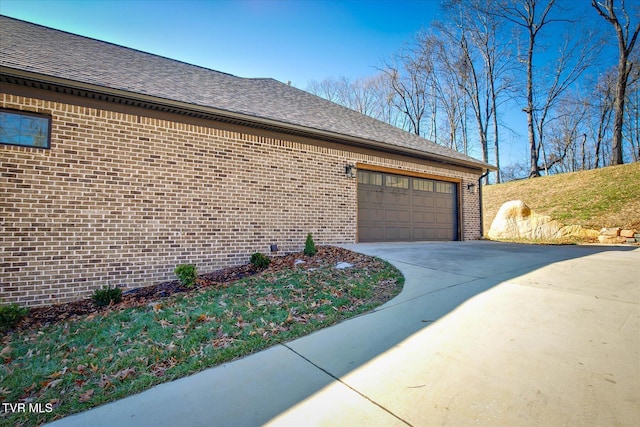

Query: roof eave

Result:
[0,66,496,172]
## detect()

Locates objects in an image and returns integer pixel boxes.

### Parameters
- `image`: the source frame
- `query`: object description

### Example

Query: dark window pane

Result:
[0,110,51,148]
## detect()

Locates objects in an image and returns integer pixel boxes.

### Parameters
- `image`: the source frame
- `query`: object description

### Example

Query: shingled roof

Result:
[0,15,494,171]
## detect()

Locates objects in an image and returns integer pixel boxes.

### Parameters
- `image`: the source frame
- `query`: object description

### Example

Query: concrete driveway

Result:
[47,241,639,427]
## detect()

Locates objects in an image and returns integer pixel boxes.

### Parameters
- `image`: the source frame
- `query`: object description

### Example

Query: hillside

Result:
[482,162,640,236]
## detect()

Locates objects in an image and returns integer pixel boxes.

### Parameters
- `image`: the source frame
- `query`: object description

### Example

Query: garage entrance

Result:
[357,170,458,242]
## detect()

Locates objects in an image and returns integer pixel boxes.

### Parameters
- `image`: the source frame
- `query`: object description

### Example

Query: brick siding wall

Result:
[1,92,482,306]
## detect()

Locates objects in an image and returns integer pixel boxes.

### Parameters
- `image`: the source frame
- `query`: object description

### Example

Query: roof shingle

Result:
[0,15,493,170]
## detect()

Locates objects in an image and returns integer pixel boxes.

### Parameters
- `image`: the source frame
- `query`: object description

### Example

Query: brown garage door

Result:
[357,170,458,242]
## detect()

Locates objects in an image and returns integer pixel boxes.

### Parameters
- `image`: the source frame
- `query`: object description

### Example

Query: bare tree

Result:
[501,161,529,181]
[493,0,559,177]
[345,76,383,119]
[307,77,344,104]
[419,31,469,151]
[308,1,633,177]
[626,83,640,160]
[545,94,589,173]
[307,74,402,126]
[472,8,514,183]
[624,61,640,160]
[434,23,490,175]
[592,0,640,164]
[364,73,407,128]
[537,31,601,175]
[379,38,438,137]
[590,70,616,167]
[494,0,601,177]
[440,0,515,183]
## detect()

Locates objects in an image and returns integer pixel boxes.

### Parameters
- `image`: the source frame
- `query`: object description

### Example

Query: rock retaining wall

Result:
[598,228,640,244]
[488,200,639,245]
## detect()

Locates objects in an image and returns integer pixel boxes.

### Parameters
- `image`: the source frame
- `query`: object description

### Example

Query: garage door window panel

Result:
[435,182,454,193]
[385,176,409,189]
[358,171,383,186]
[413,178,434,192]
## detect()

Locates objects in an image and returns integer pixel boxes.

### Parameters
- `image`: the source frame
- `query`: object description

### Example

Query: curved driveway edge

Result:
[46,241,639,426]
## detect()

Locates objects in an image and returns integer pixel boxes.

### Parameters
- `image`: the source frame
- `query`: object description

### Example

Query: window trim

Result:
[0,108,52,149]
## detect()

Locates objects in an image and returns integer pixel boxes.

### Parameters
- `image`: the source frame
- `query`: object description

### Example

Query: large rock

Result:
[600,227,621,237]
[620,229,636,238]
[597,235,627,244]
[488,200,560,239]
[556,225,599,239]
[488,200,598,240]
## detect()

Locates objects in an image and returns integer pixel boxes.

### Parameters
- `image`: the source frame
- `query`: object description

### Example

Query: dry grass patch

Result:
[483,163,640,234]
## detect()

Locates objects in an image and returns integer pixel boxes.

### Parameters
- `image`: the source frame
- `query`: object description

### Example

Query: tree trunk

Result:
[492,89,500,183]
[526,32,539,177]
[611,53,629,164]
[592,0,640,165]
[581,133,587,170]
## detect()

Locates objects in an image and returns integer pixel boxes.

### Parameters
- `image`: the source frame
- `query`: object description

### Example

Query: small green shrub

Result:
[174,264,198,288]
[0,302,29,332]
[91,286,123,308]
[304,232,317,256]
[250,252,271,269]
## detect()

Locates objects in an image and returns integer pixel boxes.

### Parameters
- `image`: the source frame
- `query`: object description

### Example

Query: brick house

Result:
[1,16,495,306]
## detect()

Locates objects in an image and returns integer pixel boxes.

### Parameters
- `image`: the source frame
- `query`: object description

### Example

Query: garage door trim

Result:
[356,163,462,184]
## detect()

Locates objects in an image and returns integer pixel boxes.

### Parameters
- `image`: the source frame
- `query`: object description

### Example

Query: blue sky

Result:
[0,0,443,87]
[0,0,624,169]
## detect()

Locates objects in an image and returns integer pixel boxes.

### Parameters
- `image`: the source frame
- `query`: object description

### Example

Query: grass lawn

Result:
[0,248,403,426]
[483,162,640,233]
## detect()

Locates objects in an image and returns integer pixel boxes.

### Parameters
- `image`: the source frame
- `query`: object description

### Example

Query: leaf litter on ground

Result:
[1,246,403,426]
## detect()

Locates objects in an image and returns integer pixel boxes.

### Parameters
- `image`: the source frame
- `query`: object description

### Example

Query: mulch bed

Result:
[10,246,390,333]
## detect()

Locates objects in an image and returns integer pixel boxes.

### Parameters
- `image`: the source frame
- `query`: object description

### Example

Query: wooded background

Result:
[307,0,639,183]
